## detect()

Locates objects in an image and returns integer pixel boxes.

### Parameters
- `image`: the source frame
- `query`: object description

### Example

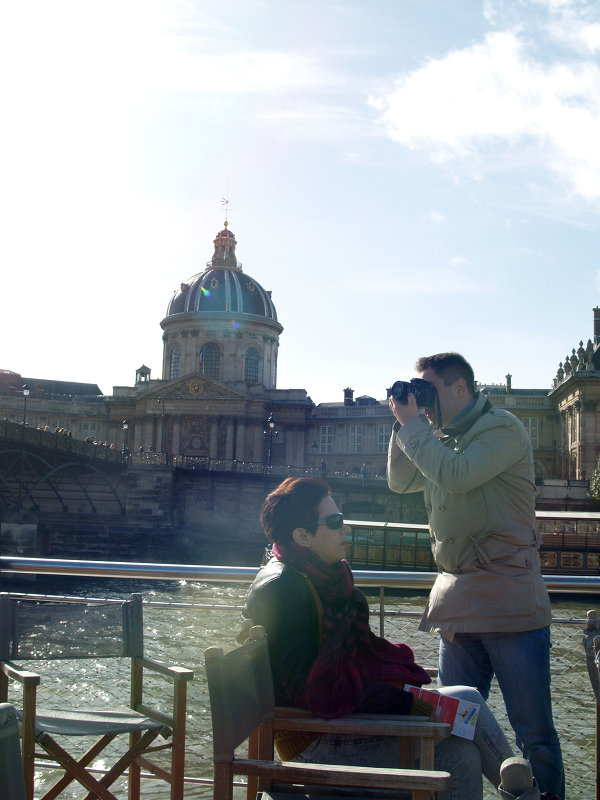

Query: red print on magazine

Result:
[405,686,480,740]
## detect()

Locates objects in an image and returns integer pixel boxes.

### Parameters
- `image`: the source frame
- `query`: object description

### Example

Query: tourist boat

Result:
[347,511,600,575]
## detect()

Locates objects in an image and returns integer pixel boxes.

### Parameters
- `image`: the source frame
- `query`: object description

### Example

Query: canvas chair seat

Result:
[21,706,167,738]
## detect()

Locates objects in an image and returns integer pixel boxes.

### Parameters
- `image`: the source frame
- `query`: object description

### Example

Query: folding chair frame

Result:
[0,592,193,800]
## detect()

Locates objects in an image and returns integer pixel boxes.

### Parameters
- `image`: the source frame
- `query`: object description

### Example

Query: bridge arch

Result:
[0,448,125,515]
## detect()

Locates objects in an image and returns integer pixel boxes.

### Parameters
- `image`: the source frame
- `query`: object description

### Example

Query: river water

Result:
[9,574,597,800]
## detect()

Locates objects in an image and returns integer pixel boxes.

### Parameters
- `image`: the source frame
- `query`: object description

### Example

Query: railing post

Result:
[595,700,600,800]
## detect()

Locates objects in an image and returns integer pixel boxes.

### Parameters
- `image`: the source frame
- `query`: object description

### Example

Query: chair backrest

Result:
[0,703,27,800]
[583,609,600,703]
[205,626,275,761]
[0,592,144,662]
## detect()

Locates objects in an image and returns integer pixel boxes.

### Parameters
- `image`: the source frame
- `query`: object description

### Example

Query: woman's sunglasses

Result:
[315,513,345,530]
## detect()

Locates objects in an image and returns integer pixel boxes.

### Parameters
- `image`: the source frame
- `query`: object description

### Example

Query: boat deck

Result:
[1,557,598,800]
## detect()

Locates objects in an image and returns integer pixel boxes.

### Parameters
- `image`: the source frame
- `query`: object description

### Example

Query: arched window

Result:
[244,348,259,383]
[169,346,181,380]
[200,342,220,380]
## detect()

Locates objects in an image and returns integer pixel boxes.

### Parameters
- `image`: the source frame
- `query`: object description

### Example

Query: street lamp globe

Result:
[22,384,30,426]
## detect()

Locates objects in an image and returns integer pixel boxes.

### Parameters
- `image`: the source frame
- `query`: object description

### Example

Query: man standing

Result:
[387,352,563,798]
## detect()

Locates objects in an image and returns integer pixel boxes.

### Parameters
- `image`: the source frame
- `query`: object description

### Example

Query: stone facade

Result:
[549,322,600,481]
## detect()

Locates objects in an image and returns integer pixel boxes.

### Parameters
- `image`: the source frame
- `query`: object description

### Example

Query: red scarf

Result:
[273,542,431,719]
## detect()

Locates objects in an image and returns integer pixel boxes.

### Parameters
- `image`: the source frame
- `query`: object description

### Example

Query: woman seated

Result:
[244,476,516,800]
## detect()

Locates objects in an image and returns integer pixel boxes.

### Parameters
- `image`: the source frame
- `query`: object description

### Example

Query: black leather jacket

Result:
[243,557,415,715]
[243,558,319,706]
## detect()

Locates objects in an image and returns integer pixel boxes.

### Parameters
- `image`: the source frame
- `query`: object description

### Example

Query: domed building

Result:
[161,222,282,390]
[100,221,312,466]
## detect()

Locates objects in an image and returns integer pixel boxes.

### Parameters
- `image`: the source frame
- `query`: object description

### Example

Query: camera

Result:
[388,378,437,409]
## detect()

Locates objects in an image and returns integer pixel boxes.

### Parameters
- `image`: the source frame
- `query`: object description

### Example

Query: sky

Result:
[1,0,600,405]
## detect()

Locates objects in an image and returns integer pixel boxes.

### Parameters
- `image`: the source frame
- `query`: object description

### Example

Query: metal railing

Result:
[0,418,123,463]
[1,556,598,800]
[0,419,386,478]
[2,555,599,594]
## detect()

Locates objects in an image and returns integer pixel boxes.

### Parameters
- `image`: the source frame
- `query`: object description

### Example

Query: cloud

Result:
[520,0,600,54]
[450,256,468,265]
[371,27,600,201]
[429,211,445,224]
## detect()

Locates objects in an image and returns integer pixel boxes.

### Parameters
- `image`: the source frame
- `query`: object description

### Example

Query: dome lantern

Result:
[211,221,239,268]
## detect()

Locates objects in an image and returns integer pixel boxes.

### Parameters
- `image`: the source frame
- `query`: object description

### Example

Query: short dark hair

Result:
[260,477,330,544]
[415,352,476,397]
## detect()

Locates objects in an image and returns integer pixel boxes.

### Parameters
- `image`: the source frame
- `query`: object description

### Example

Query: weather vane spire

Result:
[221,188,232,226]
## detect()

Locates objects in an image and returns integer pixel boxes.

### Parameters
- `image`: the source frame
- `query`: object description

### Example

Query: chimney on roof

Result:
[594,307,600,345]
[505,374,512,393]
[344,387,354,406]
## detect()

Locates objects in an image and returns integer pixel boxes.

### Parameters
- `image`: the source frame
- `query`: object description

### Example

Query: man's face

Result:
[418,368,465,428]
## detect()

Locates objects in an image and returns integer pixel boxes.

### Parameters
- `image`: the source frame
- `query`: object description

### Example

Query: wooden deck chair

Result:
[583,609,600,800]
[0,592,193,800]
[205,625,451,800]
[244,649,447,798]
[0,703,27,800]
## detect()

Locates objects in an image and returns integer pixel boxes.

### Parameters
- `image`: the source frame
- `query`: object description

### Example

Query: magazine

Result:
[404,685,480,740]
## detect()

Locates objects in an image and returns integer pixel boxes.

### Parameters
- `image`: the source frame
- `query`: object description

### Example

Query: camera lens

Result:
[390,381,410,402]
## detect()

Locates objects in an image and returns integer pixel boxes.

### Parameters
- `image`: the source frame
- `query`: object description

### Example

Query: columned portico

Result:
[209,422,218,459]
[172,418,181,455]
[235,422,246,460]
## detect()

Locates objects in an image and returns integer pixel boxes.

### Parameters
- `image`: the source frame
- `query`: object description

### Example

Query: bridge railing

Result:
[2,420,386,477]
[0,418,124,463]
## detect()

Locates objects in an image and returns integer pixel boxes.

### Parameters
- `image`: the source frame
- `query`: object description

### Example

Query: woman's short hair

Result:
[260,476,330,544]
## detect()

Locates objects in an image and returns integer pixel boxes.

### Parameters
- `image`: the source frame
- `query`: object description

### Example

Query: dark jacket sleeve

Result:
[244,562,320,707]
[356,682,414,715]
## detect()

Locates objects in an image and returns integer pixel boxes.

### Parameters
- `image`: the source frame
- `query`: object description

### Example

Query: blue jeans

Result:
[296,685,513,800]
[438,627,564,799]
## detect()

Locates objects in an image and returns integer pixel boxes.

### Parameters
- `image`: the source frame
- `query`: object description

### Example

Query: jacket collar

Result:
[440,392,492,438]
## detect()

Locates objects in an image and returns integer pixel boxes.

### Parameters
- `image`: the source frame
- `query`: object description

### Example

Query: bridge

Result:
[0,419,127,517]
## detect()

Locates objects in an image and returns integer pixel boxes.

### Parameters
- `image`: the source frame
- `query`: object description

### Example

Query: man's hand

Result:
[389,394,419,426]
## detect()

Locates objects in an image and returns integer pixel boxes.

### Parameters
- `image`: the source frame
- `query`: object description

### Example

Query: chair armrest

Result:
[275,706,312,718]
[273,715,450,740]
[276,706,433,722]
[276,707,431,722]
[232,758,451,792]
[1,661,41,687]
[135,656,193,681]
[132,658,192,730]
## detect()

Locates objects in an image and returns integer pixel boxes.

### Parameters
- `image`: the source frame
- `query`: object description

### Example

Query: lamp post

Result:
[16,384,31,513]
[22,383,30,426]
[157,397,166,454]
[263,413,278,468]
[311,440,318,471]
[122,419,129,464]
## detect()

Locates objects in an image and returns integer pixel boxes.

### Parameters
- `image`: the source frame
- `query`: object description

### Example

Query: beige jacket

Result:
[387,392,551,634]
